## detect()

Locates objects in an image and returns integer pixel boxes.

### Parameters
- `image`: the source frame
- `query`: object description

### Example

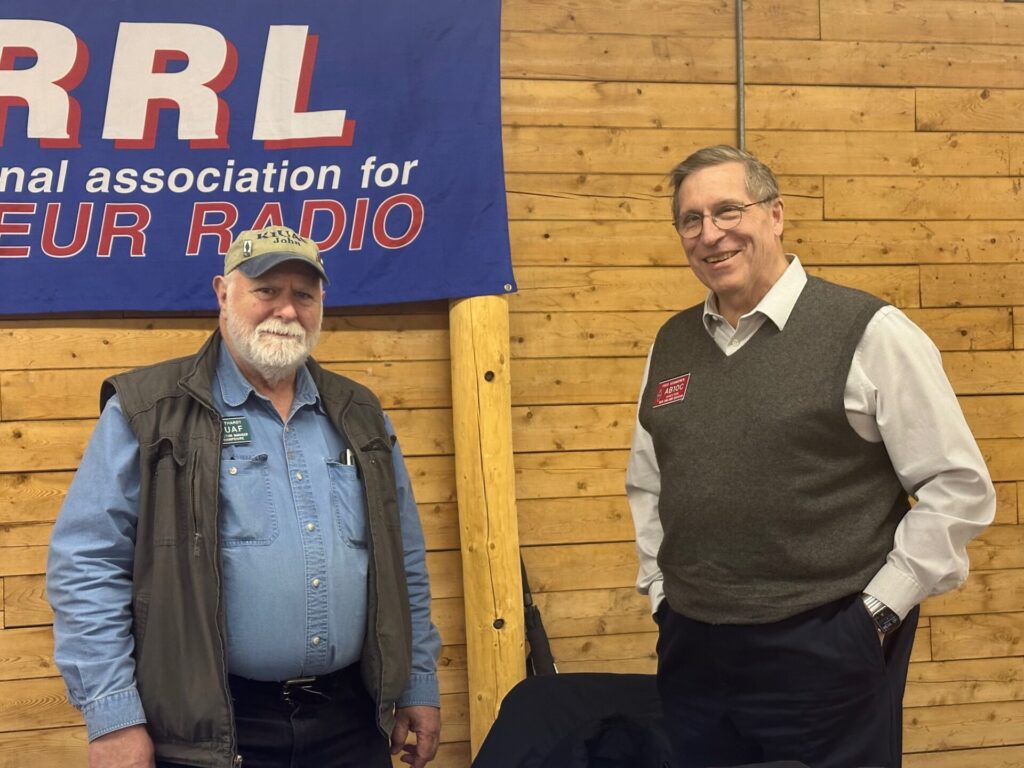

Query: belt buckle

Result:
[281,676,325,705]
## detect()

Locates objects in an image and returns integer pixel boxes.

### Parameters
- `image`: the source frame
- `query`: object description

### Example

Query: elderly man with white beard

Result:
[47,226,442,768]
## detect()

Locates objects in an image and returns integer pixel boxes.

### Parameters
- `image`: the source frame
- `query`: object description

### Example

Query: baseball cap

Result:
[224,226,328,283]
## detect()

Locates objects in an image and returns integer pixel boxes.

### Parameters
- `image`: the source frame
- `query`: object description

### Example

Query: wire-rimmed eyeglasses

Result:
[674,197,775,238]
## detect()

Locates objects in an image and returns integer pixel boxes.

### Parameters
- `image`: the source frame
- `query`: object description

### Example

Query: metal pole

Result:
[736,0,746,150]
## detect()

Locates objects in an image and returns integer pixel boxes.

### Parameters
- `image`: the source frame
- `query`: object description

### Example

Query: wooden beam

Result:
[448,295,524,754]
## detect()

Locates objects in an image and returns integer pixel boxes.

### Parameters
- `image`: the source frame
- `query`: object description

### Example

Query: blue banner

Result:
[0,0,514,313]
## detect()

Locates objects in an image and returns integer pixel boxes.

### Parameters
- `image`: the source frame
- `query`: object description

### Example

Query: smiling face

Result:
[675,162,788,324]
[214,262,324,386]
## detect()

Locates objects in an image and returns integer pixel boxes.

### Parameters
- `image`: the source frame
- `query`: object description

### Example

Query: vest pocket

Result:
[219,453,279,546]
[145,438,190,546]
[326,459,368,548]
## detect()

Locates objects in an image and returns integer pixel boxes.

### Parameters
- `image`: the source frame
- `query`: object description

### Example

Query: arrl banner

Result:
[0,0,514,313]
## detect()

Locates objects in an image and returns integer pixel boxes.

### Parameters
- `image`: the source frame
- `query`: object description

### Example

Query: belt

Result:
[229,663,360,705]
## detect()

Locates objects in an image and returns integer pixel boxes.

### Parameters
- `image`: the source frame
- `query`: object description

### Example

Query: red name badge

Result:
[653,373,690,408]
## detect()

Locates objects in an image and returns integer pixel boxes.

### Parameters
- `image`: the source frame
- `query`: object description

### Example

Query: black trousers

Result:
[657,594,919,768]
[158,664,390,768]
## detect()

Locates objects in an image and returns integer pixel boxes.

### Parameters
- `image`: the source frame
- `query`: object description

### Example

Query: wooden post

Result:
[448,294,525,755]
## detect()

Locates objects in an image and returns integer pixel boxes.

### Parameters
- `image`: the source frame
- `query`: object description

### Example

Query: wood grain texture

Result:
[505,127,1012,176]
[507,308,1013,358]
[0,727,88,768]
[903,699,1024,752]
[994,483,1019,525]
[0,315,448,371]
[931,612,1024,661]
[506,172,824,222]
[820,0,1024,46]
[943,353,1024,395]
[0,677,81,732]
[904,744,1024,768]
[509,265,920,312]
[824,176,1024,221]
[0,473,71,525]
[0,627,58,681]
[515,449,629,500]
[2,576,52,629]
[532,587,654,638]
[744,39,1024,89]
[449,295,525,753]
[960,396,1024,440]
[918,87,1024,133]
[501,0,820,39]
[502,34,1024,89]
[786,220,1024,265]
[922,265,1024,307]
[502,81,914,131]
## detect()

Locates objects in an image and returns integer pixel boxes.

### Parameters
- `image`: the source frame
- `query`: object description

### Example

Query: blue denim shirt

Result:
[47,345,440,740]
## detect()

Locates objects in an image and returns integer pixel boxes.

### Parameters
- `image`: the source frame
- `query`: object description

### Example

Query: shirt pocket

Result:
[219,453,279,546]
[326,459,368,548]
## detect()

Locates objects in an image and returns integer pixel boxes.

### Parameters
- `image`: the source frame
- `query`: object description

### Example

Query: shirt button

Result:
[295,471,303,480]
[229,467,237,475]
[312,578,321,588]
[311,636,321,646]
[306,522,316,532]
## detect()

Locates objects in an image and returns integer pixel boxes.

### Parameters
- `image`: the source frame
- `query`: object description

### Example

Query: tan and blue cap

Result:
[224,226,328,283]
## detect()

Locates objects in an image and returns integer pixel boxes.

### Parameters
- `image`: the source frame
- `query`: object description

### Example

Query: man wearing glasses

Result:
[626,145,995,767]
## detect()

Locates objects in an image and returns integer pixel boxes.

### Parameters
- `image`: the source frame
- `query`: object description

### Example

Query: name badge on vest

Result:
[221,416,252,445]
[653,373,690,408]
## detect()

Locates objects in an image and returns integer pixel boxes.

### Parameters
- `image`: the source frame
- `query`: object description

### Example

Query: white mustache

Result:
[256,319,305,340]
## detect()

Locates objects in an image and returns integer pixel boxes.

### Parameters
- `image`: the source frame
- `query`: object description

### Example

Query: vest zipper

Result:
[208,412,239,764]
[359,446,388,731]
[189,450,202,558]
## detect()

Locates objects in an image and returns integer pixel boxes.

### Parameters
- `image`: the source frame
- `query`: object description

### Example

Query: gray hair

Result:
[668,145,780,224]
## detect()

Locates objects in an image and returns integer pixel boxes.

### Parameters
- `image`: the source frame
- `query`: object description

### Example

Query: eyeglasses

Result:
[675,197,775,238]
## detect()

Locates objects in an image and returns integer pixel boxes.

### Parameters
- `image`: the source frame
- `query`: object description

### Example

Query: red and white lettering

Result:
[103,23,236,149]
[348,198,369,251]
[42,202,93,257]
[299,199,345,253]
[0,202,34,258]
[97,204,150,256]
[187,202,238,255]
[0,20,87,147]
[253,26,355,149]
[250,202,284,230]
[373,194,423,249]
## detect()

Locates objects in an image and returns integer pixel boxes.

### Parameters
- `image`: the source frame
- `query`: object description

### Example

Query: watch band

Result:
[861,593,901,635]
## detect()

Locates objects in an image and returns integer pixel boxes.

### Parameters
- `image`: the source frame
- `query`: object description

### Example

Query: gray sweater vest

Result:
[639,276,909,624]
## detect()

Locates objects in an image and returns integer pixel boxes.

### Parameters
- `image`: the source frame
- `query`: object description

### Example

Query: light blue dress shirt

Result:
[47,344,441,740]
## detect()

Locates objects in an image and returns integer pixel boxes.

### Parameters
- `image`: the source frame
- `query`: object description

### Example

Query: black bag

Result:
[472,673,670,768]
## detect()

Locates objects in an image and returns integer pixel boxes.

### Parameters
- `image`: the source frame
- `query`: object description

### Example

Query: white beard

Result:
[224,312,320,385]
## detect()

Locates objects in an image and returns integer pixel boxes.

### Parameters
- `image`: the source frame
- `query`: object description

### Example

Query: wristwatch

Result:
[862,594,901,635]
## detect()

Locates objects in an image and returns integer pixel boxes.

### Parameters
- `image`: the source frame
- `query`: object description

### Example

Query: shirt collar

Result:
[701,253,806,333]
[216,341,321,411]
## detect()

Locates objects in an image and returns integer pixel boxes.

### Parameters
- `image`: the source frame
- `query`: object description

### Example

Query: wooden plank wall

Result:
[1,1,1023,766]
[502,0,1024,766]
